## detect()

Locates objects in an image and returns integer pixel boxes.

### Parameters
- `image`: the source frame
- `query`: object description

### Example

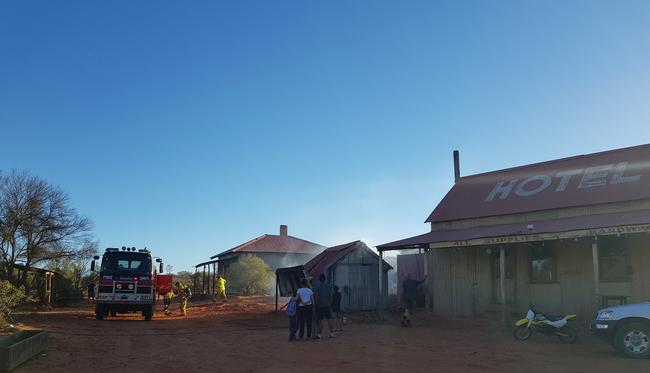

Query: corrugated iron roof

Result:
[426,144,650,223]
[210,234,326,259]
[379,209,650,249]
[304,241,392,276]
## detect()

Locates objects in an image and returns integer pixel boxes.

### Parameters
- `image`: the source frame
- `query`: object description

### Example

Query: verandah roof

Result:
[378,209,650,251]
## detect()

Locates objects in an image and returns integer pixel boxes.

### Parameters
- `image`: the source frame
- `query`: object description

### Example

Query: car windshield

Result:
[100,252,152,276]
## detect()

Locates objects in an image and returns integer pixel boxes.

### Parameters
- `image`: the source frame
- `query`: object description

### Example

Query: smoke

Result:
[265,252,320,295]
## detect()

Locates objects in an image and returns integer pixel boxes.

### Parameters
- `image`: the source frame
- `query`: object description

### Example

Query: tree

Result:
[0,280,29,324]
[227,254,273,296]
[47,249,98,304]
[174,270,200,289]
[0,170,96,288]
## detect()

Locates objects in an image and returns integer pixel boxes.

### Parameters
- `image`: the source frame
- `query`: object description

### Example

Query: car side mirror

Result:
[159,263,164,273]
[90,260,95,272]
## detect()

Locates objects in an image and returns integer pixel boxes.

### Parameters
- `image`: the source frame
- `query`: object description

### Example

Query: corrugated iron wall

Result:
[332,248,385,311]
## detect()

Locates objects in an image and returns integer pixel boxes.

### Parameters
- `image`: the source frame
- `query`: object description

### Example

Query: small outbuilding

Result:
[195,225,325,296]
[208,225,325,276]
[304,241,392,311]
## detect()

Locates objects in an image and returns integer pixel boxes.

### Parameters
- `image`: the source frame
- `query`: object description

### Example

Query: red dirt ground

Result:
[10,297,650,373]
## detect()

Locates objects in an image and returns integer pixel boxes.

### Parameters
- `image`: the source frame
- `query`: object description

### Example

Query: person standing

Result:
[216,275,227,301]
[331,285,343,332]
[401,274,427,327]
[174,282,191,317]
[296,278,314,340]
[313,273,334,339]
[281,291,298,341]
[87,282,95,304]
[163,290,174,315]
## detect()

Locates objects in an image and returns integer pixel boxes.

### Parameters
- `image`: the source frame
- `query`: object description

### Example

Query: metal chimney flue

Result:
[280,225,288,237]
[453,150,460,183]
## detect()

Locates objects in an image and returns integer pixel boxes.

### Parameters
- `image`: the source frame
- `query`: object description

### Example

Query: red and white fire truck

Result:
[91,247,164,321]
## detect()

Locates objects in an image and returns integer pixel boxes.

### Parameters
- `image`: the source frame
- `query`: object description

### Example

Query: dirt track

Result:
[12,297,649,373]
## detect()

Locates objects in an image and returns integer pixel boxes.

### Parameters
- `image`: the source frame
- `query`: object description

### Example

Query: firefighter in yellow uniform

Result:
[163,291,174,315]
[174,282,191,316]
[216,275,227,301]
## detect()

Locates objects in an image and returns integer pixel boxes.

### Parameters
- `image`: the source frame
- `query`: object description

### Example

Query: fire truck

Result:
[91,247,164,321]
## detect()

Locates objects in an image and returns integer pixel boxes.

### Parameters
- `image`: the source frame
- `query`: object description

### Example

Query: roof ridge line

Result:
[459,143,650,181]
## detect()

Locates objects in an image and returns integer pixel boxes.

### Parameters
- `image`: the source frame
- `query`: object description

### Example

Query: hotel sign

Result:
[485,162,641,202]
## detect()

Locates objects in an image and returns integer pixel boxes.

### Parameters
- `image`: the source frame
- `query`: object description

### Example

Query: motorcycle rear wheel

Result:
[514,325,533,341]
[557,326,578,344]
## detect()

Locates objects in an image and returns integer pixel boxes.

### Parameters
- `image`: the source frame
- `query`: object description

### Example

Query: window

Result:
[529,244,556,283]
[117,260,143,270]
[599,237,630,282]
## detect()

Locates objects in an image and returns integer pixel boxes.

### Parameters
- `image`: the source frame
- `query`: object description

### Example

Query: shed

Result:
[378,144,650,319]
[304,241,392,311]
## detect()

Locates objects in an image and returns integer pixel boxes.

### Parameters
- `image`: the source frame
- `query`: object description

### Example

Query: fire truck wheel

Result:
[144,306,153,321]
[95,305,104,320]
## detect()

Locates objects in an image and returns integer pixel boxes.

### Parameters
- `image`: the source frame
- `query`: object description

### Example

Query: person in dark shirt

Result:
[331,285,343,332]
[313,273,335,339]
[87,283,95,304]
[402,274,427,327]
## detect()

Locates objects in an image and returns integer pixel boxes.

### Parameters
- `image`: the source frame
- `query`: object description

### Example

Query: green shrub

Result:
[227,254,273,296]
[0,280,28,324]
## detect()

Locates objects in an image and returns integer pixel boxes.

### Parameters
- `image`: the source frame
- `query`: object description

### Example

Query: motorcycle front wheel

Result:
[513,325,533,341]
[556,326,578,344]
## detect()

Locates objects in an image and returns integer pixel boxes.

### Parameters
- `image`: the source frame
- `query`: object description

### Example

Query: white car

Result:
[591,302,650,358]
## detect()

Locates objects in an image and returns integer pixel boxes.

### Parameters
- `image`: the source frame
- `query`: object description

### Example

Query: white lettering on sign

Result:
[611,162,641,184]
[555,169,583,192]
[515,175,552,197]
[485,180,518,201]
[485,162,641,201]
[578,165,613,189]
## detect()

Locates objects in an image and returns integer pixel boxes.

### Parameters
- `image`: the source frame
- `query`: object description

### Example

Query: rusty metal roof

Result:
[426,144,650,223]
[379,209,650,250]
[210,235,326,259]
[304,241,392,277]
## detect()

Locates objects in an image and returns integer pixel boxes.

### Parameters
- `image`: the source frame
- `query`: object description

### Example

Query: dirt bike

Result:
[513,304,578,343]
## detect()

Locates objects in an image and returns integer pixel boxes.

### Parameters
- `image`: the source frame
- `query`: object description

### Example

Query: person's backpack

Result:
[285,299,297,317]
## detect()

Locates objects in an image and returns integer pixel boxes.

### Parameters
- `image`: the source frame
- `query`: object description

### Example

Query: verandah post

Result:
[378,249,384,320]
[499,246,506,325]
[592,239,600,309]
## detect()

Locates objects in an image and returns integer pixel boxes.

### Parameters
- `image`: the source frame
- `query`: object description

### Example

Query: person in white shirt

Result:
[296,278,314,340]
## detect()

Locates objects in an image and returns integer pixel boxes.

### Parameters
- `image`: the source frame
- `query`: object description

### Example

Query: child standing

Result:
[282,291,298,341]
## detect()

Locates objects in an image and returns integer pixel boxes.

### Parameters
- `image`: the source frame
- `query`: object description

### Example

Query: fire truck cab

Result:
[91,247,163,321]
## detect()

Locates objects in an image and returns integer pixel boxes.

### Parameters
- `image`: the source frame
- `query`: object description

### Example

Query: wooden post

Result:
[47,272,53,305]
[212,262,216,295]
[378,249,384,320]
[275,274,279,312]
[592,240,600,308]
[429,247,435,313]
[43,273,49,305]
[193,267,198,295]
[202,266,206,295]
[207,264,211,296]
[424,248,430,312]
[499,246,506,325]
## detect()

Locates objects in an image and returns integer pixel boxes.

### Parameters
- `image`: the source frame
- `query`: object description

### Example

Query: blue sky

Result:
[1,1,649,272]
